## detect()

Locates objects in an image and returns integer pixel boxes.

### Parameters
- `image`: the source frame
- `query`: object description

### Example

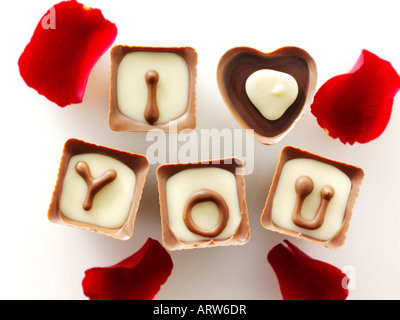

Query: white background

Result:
[1,0,400,299]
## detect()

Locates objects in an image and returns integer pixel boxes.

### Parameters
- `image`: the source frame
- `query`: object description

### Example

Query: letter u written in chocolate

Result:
[291,176,335,230]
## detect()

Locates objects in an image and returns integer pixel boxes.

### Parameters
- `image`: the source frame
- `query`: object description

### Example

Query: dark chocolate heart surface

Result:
[217,47,317,144]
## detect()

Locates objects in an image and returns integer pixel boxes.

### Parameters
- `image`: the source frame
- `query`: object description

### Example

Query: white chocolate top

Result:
[117,51,190,124]
[271,158,351,240]
[166,167,242,242]
[60,153,136,229]
[245,69,298,121]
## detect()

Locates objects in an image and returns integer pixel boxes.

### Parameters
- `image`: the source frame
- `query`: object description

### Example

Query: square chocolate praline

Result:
[48,139,149,240]
[157,159,250,250]
[109,46,197,133]
[260,146,364,249]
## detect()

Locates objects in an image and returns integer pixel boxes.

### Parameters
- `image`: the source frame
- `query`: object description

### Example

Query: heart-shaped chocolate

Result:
[217,47,317,144]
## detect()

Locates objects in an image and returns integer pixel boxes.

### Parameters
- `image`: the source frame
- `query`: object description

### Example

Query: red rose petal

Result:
[82,238,173,300]
[267,240,349,300]
[18,0,117,107]
[311,49,400,144]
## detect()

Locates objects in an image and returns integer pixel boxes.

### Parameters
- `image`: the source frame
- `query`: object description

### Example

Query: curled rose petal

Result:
[82,238,173,300]
[311,49,400,144]
[267,240,348,300]
[18,0,117,107]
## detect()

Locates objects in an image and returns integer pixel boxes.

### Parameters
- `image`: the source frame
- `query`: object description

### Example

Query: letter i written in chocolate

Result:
[144,70,160,124]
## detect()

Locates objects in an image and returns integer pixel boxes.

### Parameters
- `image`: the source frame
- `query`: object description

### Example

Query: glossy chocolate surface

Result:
[48,139,149,240]
[156,159,250,250]
[217,47,317,144]
[143,70,160,125]
[109,46,198,133]
[292,176,335,230]
[183,189,229,238]
[260,146,364,249]
[75,160,117,211]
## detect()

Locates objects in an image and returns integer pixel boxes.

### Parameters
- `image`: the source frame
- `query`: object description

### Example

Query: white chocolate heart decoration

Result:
[245,69,299,121]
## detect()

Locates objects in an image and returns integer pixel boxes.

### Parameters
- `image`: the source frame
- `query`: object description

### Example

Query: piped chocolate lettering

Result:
[183,189,229,238]
[291,176,335,230]
[144,69,160,125]
[75,161,117,211]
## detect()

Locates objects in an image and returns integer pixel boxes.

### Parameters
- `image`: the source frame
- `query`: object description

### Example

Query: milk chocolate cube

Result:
[261,146,364,249]
[48,139,149,240]
[157,159,250,250]
[109,46,197,132]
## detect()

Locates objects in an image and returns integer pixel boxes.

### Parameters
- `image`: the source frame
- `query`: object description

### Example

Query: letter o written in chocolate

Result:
[183,189,229,238]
